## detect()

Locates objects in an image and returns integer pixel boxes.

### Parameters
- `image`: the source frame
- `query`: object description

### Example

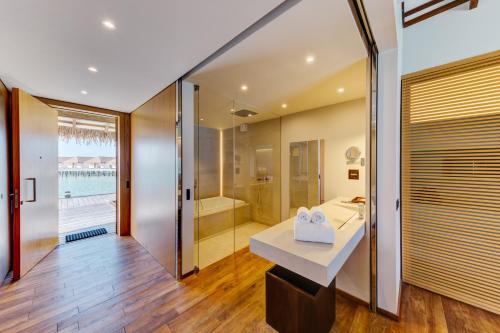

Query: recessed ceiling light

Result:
[102,20,116,30]
[230,108,235,112]
[200,118,204,121]
[306,55,315,64]
[88,66,98,73]
[80,90,88,95]
[337,87,345,93]
[241,85,248,91]
[281,103,288,109]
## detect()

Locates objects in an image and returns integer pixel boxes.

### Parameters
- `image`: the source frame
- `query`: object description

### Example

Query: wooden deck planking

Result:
[0,235,498,333]
[59,194,116,237]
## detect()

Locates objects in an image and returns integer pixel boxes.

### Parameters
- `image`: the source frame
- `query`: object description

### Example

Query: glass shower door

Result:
[233,102,281,251]
[194,87,236,270]
[289,140,324,217]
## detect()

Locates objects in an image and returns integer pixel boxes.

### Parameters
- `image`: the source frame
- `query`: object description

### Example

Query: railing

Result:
[58,169,116,177]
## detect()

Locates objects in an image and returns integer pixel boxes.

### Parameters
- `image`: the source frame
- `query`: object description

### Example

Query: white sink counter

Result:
[250,198,365,287]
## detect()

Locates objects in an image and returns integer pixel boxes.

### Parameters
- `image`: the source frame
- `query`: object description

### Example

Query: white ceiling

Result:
[0,0,284,112]
[187,0,367,129]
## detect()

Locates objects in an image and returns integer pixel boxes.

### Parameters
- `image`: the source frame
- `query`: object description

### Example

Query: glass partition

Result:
[194,87,236,270]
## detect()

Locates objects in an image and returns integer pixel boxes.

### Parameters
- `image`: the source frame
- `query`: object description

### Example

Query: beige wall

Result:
[281,98,366,218]
[131,83,177,276]
[0,80,9,280]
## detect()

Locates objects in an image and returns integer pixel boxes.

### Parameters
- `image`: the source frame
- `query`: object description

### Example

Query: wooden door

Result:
[11,88,59,279]
[131,83,177,276]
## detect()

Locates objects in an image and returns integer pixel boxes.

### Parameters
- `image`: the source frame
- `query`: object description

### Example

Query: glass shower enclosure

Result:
[187,85,281,271]
[289,140,324,218]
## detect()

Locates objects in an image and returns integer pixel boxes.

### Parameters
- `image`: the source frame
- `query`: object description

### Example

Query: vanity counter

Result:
[250,198,365,287]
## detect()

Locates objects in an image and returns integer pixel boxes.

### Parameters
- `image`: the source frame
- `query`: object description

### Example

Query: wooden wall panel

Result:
[131,83,177,276]
[0,80,9,281]
[118,113,131,236]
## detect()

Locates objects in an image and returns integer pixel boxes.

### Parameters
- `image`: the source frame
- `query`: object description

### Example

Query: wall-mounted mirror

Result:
[255,144,273,182]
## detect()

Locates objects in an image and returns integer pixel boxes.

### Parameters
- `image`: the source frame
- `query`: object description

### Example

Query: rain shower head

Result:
[232,109,258,117]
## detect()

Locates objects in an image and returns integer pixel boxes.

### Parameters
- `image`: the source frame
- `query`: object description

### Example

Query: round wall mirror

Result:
[345,146,361,160]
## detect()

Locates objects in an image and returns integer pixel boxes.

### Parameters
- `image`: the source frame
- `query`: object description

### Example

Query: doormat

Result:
[65,228,107,243]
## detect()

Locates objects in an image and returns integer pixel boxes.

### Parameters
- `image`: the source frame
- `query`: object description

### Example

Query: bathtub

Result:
[195,196,250,239]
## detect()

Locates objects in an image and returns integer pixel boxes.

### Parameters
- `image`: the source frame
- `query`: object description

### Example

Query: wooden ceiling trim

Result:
[403,0,478,28]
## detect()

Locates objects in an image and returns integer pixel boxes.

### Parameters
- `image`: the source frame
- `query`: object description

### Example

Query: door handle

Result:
[9,190,19,210]
[26,178,36,203]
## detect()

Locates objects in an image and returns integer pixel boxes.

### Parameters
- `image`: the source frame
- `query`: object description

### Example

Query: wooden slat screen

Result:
[402,51,500,315]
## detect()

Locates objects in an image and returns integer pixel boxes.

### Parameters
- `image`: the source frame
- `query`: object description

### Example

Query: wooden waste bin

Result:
[265,265,336,333]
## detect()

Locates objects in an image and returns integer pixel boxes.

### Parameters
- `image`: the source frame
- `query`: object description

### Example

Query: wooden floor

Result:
[59,194,116,235]
[0,235,498,333]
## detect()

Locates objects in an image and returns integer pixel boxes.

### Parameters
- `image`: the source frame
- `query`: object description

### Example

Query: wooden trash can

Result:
[265,265,336,333]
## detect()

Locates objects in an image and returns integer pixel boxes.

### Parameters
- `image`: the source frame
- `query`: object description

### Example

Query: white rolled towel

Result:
[296,207,311,224]
[294,217,335,244]
[310,207,326,224]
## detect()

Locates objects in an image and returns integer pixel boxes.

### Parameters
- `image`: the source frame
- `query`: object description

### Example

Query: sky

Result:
[59,138,116,157]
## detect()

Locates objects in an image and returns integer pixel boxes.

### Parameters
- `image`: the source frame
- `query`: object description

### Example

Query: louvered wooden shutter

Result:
[402,51,500,315]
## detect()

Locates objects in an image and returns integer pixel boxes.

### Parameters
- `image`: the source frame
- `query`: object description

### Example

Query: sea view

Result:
[58,174,116,198]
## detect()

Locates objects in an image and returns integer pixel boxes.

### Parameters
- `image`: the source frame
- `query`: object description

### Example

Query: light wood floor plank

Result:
[1,235,498,333]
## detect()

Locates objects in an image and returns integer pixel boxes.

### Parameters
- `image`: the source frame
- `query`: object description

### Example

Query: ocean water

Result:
[59,174,116,198]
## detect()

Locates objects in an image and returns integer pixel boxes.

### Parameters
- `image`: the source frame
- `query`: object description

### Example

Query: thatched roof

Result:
[58,114,116,145]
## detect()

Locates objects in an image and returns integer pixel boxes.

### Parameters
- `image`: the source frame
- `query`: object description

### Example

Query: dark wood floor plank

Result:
[1,235,498,333]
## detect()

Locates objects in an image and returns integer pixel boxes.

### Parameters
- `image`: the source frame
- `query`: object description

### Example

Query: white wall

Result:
[403,0,500,74]
[281,98,370,302]
[377,47,402,315]
[370,0,403,317]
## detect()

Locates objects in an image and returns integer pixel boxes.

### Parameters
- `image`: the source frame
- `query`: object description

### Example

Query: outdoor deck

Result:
[59,193,116,243]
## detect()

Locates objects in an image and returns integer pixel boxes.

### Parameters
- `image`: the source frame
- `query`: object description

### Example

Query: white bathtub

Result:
[194,196,250,239]
[195,196,247,218]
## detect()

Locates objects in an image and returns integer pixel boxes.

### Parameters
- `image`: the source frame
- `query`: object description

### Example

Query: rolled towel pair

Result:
[296,207,327,224]
[294,206,335,244]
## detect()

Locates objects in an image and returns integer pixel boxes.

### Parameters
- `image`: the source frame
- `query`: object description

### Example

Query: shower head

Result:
[232,109,258,118]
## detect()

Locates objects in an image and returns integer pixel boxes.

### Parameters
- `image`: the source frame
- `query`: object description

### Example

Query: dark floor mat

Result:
[65,228,107,243]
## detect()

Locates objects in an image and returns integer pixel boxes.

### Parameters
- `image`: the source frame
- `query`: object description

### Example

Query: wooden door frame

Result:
[10,89,21,280]
[37,97,131,237]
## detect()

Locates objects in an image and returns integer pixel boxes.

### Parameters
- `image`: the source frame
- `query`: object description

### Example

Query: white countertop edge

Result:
[325,222,366,285]
[250,237,326,284]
